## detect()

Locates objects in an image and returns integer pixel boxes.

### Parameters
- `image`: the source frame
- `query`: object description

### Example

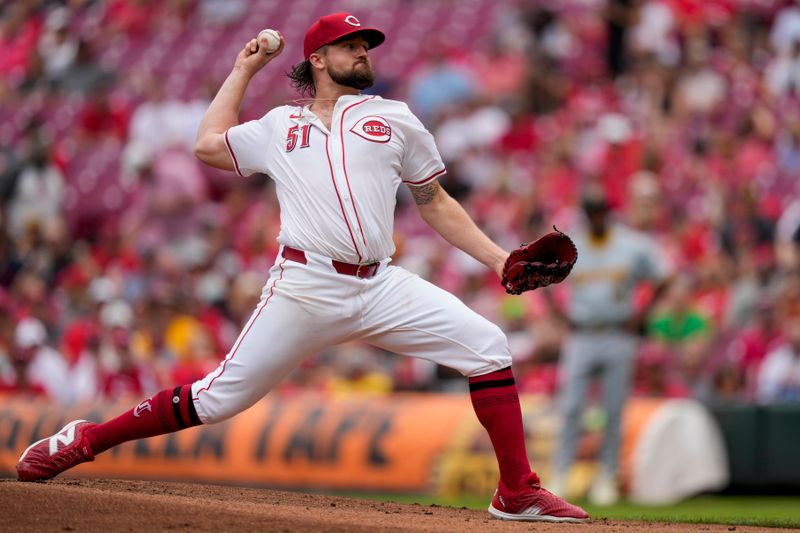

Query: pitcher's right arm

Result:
[194,32,284,170]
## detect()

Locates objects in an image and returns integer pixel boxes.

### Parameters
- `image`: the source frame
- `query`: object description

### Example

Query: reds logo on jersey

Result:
[350,116,391,143]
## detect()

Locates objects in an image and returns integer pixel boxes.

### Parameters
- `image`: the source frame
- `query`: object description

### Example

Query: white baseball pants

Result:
[191,246,511,423]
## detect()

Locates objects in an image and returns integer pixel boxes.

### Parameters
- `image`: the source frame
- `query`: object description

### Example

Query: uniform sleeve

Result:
[224,110,279,177]
[398,105,446,186]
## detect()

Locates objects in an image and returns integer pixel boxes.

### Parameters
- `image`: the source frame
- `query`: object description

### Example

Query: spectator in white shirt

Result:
[13,317,72,404]
[757,314,800,403]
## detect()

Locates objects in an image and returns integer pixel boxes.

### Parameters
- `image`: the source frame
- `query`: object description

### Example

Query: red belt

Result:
[282,246,381,279]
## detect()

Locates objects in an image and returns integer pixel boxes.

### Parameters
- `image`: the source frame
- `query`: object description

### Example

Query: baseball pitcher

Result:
[16,12,587,523]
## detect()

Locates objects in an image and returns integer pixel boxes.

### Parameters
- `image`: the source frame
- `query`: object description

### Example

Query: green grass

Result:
[336,493,800,529]
[579,496,800,529]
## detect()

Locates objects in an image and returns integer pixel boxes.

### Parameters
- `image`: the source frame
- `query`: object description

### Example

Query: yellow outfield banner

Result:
[0,393,471,491]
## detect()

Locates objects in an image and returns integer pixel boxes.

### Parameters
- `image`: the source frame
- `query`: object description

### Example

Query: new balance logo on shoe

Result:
[48,423,78,455]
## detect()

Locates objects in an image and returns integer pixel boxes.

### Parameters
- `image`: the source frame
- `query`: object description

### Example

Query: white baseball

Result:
[258,29,281,54]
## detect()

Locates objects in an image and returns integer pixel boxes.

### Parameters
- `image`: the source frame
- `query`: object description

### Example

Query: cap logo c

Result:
[344,15,361,27]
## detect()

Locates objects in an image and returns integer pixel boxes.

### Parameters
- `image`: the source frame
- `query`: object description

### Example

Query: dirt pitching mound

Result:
[0,478,786,533]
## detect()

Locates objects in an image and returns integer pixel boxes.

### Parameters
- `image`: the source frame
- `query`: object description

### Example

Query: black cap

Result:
[581,185,610,213]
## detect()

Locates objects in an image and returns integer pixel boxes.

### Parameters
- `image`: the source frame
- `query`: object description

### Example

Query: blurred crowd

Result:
[3,0,800,407]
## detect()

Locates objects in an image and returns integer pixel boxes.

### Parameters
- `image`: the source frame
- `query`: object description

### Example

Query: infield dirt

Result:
[0,478,791,532]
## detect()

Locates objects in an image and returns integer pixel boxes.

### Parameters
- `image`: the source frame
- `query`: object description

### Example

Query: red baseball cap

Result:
[303,12,385,60]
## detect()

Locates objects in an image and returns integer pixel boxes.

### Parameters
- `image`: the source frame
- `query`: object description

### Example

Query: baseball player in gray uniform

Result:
[17,12,587,523]
[550,187,669,505]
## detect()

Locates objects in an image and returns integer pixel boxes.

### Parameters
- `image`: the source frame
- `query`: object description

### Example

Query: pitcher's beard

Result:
[328,63,375,90]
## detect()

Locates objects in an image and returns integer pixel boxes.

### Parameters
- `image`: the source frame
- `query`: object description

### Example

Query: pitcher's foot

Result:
[17,420,96,481]
[488,472,590,523]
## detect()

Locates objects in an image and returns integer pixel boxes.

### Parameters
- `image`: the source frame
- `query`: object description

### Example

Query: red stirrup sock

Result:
[469,367,532,490]
[85,384,202,455]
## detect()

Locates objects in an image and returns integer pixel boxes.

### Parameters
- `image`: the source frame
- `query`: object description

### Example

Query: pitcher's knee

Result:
[463,322,512,377]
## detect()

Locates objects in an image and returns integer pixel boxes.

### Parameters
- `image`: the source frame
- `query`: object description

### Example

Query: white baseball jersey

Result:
[224,94,445,264]
[191,94,511,422]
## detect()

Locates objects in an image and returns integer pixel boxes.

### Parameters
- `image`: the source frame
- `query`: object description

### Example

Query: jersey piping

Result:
[404,167,446,185]
[324,134,363,263]
[224,129,244,177]
[340,95,376,250]
[194,259,287,398]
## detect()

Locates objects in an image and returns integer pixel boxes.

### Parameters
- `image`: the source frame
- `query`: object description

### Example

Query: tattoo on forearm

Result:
[410,181,440,205]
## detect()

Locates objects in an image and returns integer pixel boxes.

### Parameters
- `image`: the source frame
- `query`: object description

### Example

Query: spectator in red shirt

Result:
[102,0,157,39]
[77,82,131,141]
[632,342,692,398]
[0,3,43,89]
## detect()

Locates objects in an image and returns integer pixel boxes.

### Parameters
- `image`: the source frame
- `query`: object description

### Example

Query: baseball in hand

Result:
[258,29,280,54]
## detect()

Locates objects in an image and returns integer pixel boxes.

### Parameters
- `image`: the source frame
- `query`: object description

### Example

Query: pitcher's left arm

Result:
[409,180,508,278]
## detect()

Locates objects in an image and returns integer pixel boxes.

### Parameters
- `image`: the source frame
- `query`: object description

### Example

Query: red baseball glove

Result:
[501,227,578,295]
